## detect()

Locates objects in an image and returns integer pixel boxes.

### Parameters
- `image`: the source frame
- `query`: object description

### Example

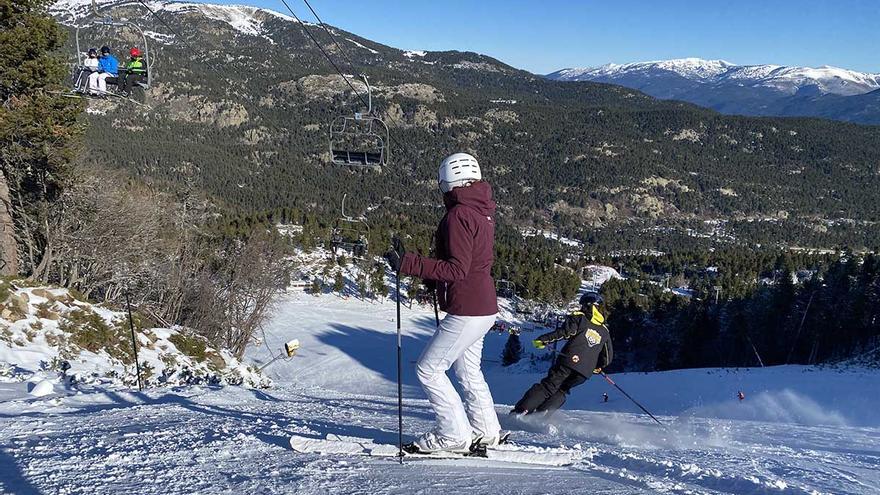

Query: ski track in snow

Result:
[2,292,879,494]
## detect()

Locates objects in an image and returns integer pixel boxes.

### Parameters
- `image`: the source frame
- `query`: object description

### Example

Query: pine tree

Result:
[406,277,420,308]
[501,333,523,367]
[333,270,345,295]
[322,258,334,286]
[0,0,83,276]
[370,263,386,301]
[356,272,367,299]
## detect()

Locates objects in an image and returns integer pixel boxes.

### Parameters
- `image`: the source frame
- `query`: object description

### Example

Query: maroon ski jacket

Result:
[400,181,498,316]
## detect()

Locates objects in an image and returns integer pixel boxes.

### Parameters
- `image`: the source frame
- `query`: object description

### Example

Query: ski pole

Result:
[431,289,440,328]
[395,268,404,463]
[600,372,663,426]
[429,232,440,328]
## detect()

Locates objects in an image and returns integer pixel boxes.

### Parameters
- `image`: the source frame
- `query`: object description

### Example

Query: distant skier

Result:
[603,392,609,403]
[512,292,613,415]
[738,391,745,402]
[384,152,501,453]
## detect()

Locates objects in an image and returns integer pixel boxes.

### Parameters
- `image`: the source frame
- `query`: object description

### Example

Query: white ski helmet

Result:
[438,152,481,193]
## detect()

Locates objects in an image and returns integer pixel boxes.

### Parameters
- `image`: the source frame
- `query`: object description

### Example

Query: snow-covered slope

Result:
[2,288,878,494]
[0,281,269,391]
[549,58,880,96]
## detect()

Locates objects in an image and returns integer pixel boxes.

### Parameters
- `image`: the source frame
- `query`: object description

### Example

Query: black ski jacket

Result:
[536,307,613,377]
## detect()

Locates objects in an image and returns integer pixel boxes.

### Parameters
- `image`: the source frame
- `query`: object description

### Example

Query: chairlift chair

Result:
[67,2,155,101]
[329,75,389,168]
[330,222,368,258]
[496,279,515,299]
[329,194,370,259]
[514,287,537,316]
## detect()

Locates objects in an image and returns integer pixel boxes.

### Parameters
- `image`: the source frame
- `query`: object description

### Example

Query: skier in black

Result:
[512,292,612,415]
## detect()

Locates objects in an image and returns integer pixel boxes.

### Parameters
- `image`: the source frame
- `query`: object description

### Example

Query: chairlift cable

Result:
[130,0,409,168]
[133,0,230,81]
[301,0,359,76]
[294,0,412,156]
[300,0,419,142]
[276,0,372,112]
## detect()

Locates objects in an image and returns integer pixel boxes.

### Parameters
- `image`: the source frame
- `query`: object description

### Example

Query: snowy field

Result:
[1,291,879,494]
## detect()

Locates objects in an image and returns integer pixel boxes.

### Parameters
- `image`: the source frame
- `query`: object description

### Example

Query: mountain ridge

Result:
[547,58,880,125]
[548,58,880,96]
[49,1,880,251]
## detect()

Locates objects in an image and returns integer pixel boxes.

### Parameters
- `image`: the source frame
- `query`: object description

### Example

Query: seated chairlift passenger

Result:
[118,46,148,96]
[75,48,99,93]
[88,46,118,96]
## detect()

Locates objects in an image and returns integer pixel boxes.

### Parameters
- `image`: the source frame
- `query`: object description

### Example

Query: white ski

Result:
[289,434,581,466]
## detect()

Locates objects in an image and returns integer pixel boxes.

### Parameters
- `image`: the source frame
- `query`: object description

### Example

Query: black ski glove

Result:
[383,236,405,273]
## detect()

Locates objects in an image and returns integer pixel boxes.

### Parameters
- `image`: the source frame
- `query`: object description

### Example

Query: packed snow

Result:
[345,38,379,55]
[1,286,878,494]
[582,265,623,289]
[521,227,584,248]
[142,30,175,43]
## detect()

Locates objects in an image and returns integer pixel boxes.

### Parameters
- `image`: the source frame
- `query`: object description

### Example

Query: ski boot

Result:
[403,430,470,454]
[471,430,511,448]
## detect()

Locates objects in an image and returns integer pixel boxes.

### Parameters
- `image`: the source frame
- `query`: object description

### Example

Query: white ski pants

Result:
[416,313,501,442]
[88,72,112,93]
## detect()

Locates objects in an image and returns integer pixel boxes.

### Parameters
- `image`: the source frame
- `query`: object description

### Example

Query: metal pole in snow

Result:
[125,290,143,392]
[787,288,818,364]
[746,334,765,367]
[395,269,403,463]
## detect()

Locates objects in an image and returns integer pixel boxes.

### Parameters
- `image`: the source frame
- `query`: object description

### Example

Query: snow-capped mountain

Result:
[548,58,880,125]
[50,0,305,34]
[561,58,738,82]
[722,64,880,96]
[549,58,880,96]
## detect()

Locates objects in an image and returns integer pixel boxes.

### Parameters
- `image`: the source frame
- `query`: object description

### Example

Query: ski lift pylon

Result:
[329,75,389,168]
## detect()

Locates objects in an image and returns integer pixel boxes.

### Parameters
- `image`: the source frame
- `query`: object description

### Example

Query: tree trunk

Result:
[0,170,19,276]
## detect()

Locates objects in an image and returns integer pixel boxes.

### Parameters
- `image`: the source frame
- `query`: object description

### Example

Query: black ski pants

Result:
[513,362,587,414]
[119,73,146,94]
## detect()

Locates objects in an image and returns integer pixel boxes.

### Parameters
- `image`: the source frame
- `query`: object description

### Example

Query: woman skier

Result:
[384,152,501,453]
[512,292,613,416]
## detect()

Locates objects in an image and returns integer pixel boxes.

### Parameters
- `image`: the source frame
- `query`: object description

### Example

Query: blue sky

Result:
[224,0,879,74]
